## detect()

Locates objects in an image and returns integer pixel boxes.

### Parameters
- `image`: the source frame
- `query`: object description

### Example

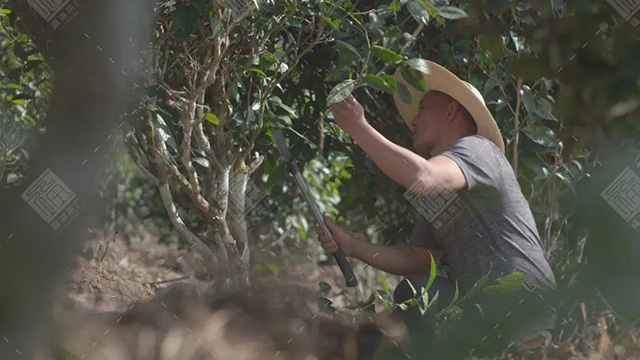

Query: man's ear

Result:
[445,101,459,123]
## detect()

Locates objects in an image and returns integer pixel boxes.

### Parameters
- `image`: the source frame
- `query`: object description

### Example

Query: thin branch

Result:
[513,77,523,173]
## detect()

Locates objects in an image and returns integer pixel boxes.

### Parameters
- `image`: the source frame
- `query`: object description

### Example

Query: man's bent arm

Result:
[345,122,465,193]
[350,240,442,276]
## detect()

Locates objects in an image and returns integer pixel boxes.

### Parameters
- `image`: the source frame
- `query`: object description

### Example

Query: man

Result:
[318,60,557,349]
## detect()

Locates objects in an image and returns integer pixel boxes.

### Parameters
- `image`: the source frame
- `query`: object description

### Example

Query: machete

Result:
[272,129,358,288]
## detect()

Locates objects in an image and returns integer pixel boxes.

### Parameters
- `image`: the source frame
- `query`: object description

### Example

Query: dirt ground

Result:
[35,231,640,360]
[37,231,407,360]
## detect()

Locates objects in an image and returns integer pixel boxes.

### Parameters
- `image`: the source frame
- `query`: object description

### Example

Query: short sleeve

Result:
[440,135,504,191]
[409,214,441,249]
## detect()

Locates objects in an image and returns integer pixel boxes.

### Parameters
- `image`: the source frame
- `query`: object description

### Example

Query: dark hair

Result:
[459,105,478,134]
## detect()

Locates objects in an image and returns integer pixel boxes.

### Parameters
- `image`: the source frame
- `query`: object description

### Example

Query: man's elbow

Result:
[405,245,439,274]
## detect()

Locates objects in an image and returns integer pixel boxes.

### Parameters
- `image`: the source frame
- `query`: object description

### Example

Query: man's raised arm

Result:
[328,95,466,194]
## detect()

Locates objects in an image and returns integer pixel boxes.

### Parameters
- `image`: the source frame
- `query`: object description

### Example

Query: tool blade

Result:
[272,129,293,162]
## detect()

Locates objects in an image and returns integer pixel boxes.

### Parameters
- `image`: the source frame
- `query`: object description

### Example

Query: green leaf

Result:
[11,94,31,101]
[401,66,427,91]
[327,80,356,105]
[0,8,11,15]
[509,30,525,53]
[194,157,210,168]
[407,1,430,25]
[318,297,335,314]
[521,125,559,148]
[427,289,440,312]
[396,82,412,103]
[356,293,376,311]
[154,114,178,151]
[246,68,267,78]
[376,289,393,311]
[461,275,489,302]
[482,284,504,295]
[379,273,391,295]
[425,252,436,291]
[321,16,340,30]
[202,113,219,125]
[437,6,468,19]
[497,272,524,290]
[208,13,225,37]
[6,83,23,91]
[333,40,362,60]
[363,73,396,93]
[521,156,551,180]
[419,289,429,315]
[388,0,402,11]
[319,281,332,294]
[381,75,398,90]
[535,107,559,122]
[415,0,444,25]
[371,45,404,64]
[483,272,525,295]
[23,60,44,72]
[520,85,536,115]
[271,97,297,118]
[406,58,431,74]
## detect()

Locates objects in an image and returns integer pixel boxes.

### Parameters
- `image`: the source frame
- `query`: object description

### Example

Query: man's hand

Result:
[329,94,367,134]
[316,215,360,257]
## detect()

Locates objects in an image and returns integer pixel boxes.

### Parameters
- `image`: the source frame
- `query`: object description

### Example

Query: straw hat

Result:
[392,59,505,154]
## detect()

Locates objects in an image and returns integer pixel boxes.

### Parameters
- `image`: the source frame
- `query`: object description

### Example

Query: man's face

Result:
[411,91,451,156]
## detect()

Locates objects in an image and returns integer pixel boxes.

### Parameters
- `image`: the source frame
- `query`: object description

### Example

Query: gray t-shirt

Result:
[408,135,557,293]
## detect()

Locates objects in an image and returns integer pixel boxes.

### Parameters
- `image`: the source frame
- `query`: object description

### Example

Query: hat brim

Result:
[392,60,505,154]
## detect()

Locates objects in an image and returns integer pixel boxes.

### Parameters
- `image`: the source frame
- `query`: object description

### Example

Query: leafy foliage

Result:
[0,4,50,187]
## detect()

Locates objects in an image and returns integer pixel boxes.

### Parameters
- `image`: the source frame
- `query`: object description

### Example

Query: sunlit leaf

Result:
[327,79,356,105]
[388,0,402,11]
[371,45,403,64]
[407,1,430,25]
[202,113,219,125]
[194,157,210,168]
[406,58,431,74]
[155,114,178,151]
[437,6,468,19]
[425,252,436,291]
[246,68,267,78]
[363,73,396,93]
